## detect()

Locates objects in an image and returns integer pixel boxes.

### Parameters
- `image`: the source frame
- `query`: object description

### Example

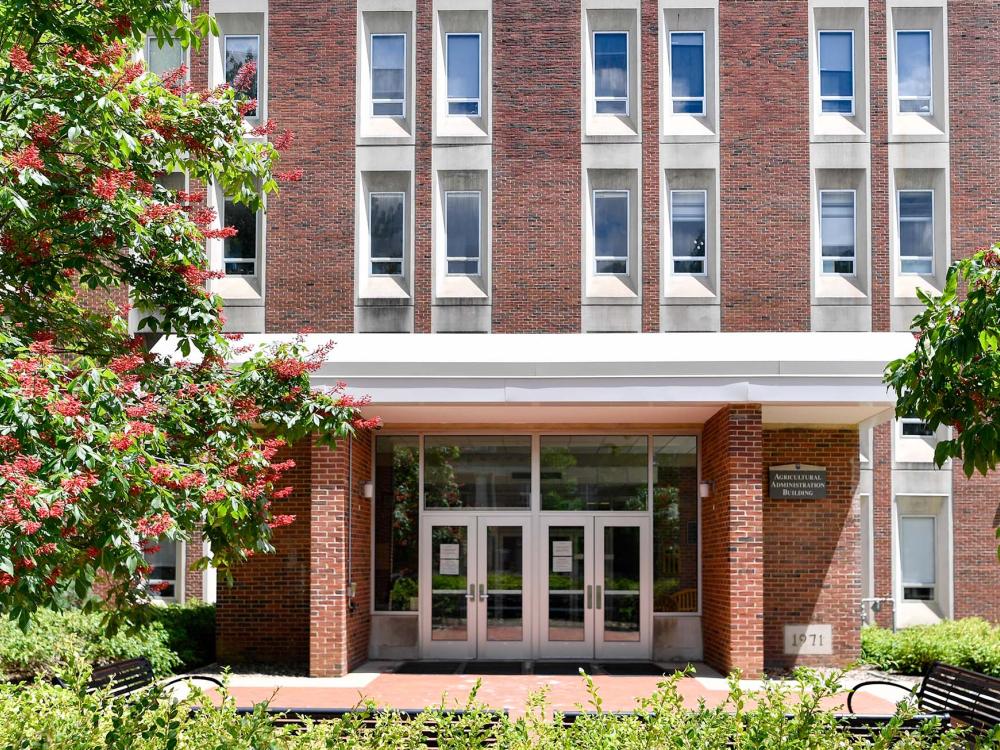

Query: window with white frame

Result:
[594,31,628,115]
[144,539,178,600]
[899,515,936,601]
[222,198,258,276]
[901,415,935,437]
[896,30,932,115]
[898,190,934,274]
[444,191,481,275]
[593,190,629,275]
[369,192,405,276]
[818,30,854,115]
[446,33,480,117]
[371,33,406,117]
[224,35,259,119]
[670,190,707,275]
[146,35,184,77]
[669,32,705,115]
[820,190,856,275]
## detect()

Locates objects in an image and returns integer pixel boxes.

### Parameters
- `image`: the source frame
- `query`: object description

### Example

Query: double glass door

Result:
[540,517,651,659]
[420,516,531,660]
[420,514,650,660]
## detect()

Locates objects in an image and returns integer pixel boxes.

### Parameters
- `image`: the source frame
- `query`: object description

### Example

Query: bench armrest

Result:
[159,674,225,690]
[846,679,916,714]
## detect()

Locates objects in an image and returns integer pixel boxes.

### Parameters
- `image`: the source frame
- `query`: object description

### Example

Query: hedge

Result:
[861,618,1000,677]
[0,602,215,681]
[1,668,992,750]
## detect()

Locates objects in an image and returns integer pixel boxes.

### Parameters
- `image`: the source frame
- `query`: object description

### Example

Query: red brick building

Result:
[147,0,999,678]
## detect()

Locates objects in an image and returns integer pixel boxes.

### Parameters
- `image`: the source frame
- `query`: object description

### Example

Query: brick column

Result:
[701,405,765,677]
[309,432,374,677]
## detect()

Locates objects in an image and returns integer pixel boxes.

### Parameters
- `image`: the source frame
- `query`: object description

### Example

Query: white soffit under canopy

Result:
[152,332,915,427]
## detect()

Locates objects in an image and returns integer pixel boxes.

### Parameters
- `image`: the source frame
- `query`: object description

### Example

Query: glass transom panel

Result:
[540,435,648,511]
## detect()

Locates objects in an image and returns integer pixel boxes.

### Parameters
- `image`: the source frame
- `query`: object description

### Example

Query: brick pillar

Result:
[309,432,374,677]
[701,405,765,678]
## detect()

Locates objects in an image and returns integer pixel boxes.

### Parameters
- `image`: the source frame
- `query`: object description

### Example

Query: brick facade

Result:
[762,429,861,670]
[201,0,1000,675]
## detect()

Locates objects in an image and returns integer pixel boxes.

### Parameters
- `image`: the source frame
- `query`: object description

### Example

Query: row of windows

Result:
[366,184,936,281]
[366,27,936,124]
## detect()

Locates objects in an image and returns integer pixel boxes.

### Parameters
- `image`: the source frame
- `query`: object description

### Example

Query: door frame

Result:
[594,515,653,659]
[419,513,477,660]
[537,515,596,659]
[476,515,533,660]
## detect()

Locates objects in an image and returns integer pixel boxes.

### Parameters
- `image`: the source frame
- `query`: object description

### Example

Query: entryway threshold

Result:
[388,660,723,678]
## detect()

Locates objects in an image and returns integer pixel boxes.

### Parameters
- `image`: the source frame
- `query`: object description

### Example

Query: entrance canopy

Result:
[153,332,914,427]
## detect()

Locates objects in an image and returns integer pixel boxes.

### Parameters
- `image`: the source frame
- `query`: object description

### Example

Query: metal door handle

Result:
[466,583,476,601]
[479,583,488,601]
[596,585,603,610]
[586,584,593,609]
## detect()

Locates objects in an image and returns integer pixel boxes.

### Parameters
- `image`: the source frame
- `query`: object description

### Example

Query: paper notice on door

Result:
[551,555,573,573]
[439,543,460,560]
[552,541,573,557]
[439,558,460,576]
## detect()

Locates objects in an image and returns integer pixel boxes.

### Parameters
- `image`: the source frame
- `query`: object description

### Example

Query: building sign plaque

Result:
[769,464,827,500]
[784,624,832,655]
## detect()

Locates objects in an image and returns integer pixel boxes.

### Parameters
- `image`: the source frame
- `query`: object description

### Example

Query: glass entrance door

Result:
[420,516,532,660]
[539,516,651,659]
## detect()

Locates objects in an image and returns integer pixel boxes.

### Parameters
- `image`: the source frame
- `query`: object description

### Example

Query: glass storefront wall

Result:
[372,433,700,617]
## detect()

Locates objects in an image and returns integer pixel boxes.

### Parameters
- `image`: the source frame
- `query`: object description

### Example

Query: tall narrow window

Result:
[593,190,629,275]
[445,191,481,275]
[372,34,406,117]
[594,32,628,115]
[147,35,183,77]
[446,33,480,116]
[900,516,936,601]
[819,31,854,114]
[144,540,178,600]
[898,190,933,275]
[670,190,707,275]
[820,190,856,275]
[372,436,419,611]
[224,35,259,119]
[370,192,405,276]
[222,199,257,276]
[670,32,705,115]
[896,30,932,114]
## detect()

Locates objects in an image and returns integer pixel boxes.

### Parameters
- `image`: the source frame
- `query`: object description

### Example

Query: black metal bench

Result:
[848,662,1000,737]
[232,706,508,747]
[55,657,223,698]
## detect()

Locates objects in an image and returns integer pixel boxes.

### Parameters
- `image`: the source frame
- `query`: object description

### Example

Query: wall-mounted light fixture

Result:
[699,480,713,499]
[362,481,374,500]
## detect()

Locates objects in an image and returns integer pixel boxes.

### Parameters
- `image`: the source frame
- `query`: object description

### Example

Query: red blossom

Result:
[0,572,14,587]
[352,416,383,430]
[48,396,84,418]
[0,436,20,453]
[9,45,32,73]
[275,169,303,182]
[202,226,238,240]
[6,143,44,172]
[267,514,295,529]
[238,99,258,116]
[126,421,154,436]
[109,433,133,451]
[61,472,98,497]
[251,119,276,137]
[137,512,173,538]
[18,375,50,399]
[274,130,295,150]
[149,581,171,593]
[108,354,144,374]
[30,114,63,147]
[20,520,42,535]
[204,488,226,503]
[36,543,56,556]
[232,61,257,92]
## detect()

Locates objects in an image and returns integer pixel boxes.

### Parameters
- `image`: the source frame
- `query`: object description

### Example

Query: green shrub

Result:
[861,618,1000,677]
[0,668,992,749]
[146,601,216,671]
[0,608,180,680]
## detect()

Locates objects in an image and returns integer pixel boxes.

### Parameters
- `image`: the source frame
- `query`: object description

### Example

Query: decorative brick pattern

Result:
[762,429,861,670]
[701,405,765,677]
[640,0,660,333]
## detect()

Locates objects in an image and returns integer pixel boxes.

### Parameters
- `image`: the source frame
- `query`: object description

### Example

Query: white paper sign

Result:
[783,624,833,655]
[552,556,573,573]
[439,544,460,560]
[439,558,460,576]
[552,541,573,557]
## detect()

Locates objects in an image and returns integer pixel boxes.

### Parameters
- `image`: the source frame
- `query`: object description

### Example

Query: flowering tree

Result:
[886,243,1000,552]
[0,1,370,625]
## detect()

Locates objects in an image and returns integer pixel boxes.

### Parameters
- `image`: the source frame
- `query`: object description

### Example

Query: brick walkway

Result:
[207,663,900,716]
